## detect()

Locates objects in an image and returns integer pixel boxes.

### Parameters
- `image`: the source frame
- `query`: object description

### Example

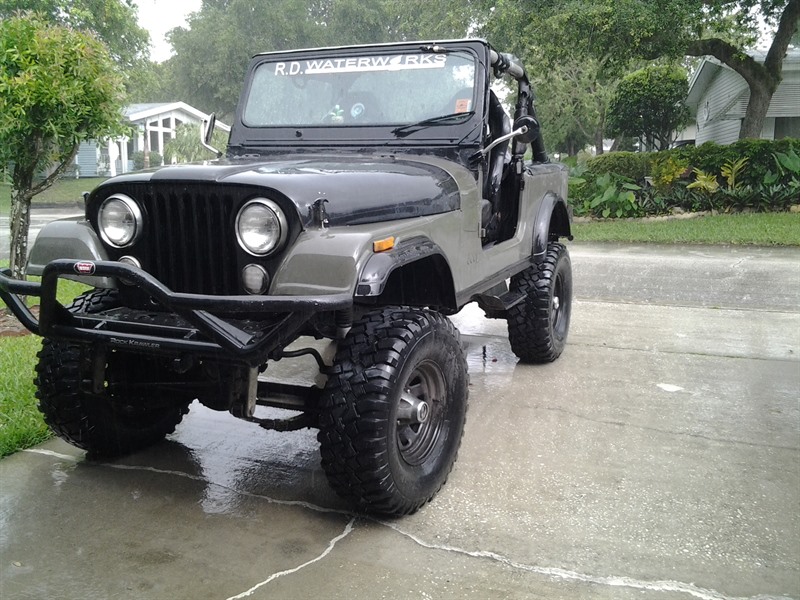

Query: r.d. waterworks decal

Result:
[274,54,447,76]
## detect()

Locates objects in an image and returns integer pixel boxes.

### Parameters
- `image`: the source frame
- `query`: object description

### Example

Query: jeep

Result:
[1,39,573,515]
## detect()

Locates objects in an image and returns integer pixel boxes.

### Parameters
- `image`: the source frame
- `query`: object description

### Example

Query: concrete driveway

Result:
[1,243,798,599]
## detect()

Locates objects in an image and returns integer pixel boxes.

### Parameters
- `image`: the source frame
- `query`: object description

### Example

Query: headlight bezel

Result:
[235,197,288,257]
[97,194,143,248]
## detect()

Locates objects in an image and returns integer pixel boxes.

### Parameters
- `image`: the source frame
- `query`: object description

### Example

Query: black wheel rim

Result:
[396,359,447,466]
[552,269,568,339]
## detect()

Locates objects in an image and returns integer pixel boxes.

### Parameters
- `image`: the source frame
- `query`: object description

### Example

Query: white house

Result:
[75,102,230,177]
[679,50,800,145]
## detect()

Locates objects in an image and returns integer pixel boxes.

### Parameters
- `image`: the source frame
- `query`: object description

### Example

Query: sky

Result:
[133,0,202,63]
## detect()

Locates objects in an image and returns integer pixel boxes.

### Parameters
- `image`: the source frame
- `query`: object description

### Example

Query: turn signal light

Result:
[373,237,395,253]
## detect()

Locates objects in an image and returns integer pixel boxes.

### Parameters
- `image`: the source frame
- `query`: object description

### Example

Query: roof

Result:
[123,101,230,131]
[251,38,490,59]
[686,49,800,111]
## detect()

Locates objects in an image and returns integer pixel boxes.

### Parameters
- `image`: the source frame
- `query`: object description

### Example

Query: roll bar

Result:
[489,49,527,82]
[489,48,548,163]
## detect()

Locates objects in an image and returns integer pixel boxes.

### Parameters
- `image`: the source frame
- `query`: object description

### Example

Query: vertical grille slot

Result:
[131,183,242,295]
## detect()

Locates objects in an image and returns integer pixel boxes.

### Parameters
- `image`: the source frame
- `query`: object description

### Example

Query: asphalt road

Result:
[1,240,798,600]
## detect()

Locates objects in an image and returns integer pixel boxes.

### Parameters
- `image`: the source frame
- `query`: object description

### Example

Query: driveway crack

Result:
[380,521,795,600]
[224,517,355,599]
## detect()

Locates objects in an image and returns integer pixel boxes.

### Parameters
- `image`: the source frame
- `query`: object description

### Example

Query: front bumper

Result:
[0,260,352,366]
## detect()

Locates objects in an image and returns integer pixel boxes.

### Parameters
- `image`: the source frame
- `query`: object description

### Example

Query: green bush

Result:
[672,138,800,188]
[585,151,651,182]
[569,139,800,217]
[131,150,163,171]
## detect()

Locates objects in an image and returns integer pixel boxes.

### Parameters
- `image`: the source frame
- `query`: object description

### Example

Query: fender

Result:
[27,218,115,288]
[356,236,456,309]
[532,192,572,263]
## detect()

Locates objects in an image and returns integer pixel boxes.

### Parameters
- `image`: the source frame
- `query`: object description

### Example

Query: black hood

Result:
[103,155,462,227]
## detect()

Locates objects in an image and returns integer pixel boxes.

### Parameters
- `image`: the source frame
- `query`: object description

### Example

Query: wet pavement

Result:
[1,241,799,599]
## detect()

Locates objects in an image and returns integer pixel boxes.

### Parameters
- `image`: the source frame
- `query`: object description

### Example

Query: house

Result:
[679,50,800,145]
[75,102,230,177]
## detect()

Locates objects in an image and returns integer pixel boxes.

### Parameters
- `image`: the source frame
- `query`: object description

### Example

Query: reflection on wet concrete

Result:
[169,404,346,515]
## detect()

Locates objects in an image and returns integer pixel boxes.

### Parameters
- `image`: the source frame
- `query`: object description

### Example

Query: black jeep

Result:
[1,39,572,514]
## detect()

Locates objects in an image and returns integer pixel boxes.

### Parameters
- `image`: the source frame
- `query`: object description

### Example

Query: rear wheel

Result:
[318,307,468,515]
[35,289,191,457]
[507,242,572,363]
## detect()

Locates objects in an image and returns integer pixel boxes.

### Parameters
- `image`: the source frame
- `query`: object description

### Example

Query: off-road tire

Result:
[35,289,190,457]
[318,307,469,515]
[507,242,572,363]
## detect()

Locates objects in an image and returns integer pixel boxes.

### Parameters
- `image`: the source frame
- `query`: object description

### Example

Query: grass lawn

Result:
[0,270,90,458]
[572,212,800,246]
[0,335,49,457]
[0,177,107,214]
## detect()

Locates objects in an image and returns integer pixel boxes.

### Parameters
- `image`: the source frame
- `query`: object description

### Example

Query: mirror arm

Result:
[201,117,223,158]
[478,126,528,159]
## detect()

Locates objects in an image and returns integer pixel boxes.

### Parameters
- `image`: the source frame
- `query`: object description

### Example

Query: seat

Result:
[482,91,511,238]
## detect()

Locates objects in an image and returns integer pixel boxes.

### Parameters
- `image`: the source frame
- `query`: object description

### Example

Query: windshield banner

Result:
[274,54,447,76]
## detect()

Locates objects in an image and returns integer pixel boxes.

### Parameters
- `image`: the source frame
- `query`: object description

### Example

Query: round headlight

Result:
[236,198,287,256]
[98,194,143,248]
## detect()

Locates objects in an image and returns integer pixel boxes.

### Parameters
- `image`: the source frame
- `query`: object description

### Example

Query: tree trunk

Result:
[9,187,33,280]
[594,130,604,155]
[740,84,773,139]
[7,145,79,280]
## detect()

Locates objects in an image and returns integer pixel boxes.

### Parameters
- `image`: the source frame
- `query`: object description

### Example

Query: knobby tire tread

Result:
[507,242,571,363]
[318,307,468,515]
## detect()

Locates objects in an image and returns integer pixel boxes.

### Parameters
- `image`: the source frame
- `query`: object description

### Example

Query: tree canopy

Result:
[607,65,691,151]
[0,0,149,70]
[486,0,800,140]
[0,14,127,277]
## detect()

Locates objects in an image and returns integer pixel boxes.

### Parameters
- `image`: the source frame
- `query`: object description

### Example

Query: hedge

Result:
[571,138,800,218]
[584,138,800,188]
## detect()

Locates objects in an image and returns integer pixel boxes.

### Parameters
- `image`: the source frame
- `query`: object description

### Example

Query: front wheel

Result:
[318,307,469,515]
[34,289,191,457]
[507,242,572,363]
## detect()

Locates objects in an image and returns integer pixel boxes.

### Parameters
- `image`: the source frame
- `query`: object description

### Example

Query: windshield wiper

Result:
[391,111,475,138]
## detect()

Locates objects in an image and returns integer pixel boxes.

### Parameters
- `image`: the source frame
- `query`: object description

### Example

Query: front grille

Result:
[145,185,239,294]
[106,183,244,295]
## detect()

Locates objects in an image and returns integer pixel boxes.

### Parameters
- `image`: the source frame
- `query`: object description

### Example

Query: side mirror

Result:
[513,115,540,144]
[201,114,222,158]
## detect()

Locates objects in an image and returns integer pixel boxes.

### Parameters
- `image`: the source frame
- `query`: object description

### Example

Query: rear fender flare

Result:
[533,193,572,263]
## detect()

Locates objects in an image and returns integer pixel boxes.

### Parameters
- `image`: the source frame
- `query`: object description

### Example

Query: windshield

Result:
[243,50,477,128]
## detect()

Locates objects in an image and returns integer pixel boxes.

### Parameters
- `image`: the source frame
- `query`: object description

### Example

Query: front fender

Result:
[27,218,115,288]
[355,237,454,303]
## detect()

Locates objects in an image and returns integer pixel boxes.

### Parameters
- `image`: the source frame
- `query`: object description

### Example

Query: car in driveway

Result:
[1,38,572,514]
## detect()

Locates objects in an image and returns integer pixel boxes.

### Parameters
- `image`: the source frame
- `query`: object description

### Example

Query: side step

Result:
[474,282,526,318]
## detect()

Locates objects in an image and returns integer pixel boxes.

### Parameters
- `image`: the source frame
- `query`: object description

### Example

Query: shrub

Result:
[585,151,650,183]
[572,172,645,218]
[131,150,163,170]
[650,154,690,192]
[568,139,800,217]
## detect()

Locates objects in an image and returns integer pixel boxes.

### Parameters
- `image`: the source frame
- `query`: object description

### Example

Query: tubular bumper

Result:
[0,260,352,366]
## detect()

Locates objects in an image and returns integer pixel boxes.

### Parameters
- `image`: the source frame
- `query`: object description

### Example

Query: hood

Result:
[103,155,462,227]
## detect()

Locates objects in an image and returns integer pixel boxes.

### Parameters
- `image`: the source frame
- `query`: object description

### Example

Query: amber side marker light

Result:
[373,236,395,252]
